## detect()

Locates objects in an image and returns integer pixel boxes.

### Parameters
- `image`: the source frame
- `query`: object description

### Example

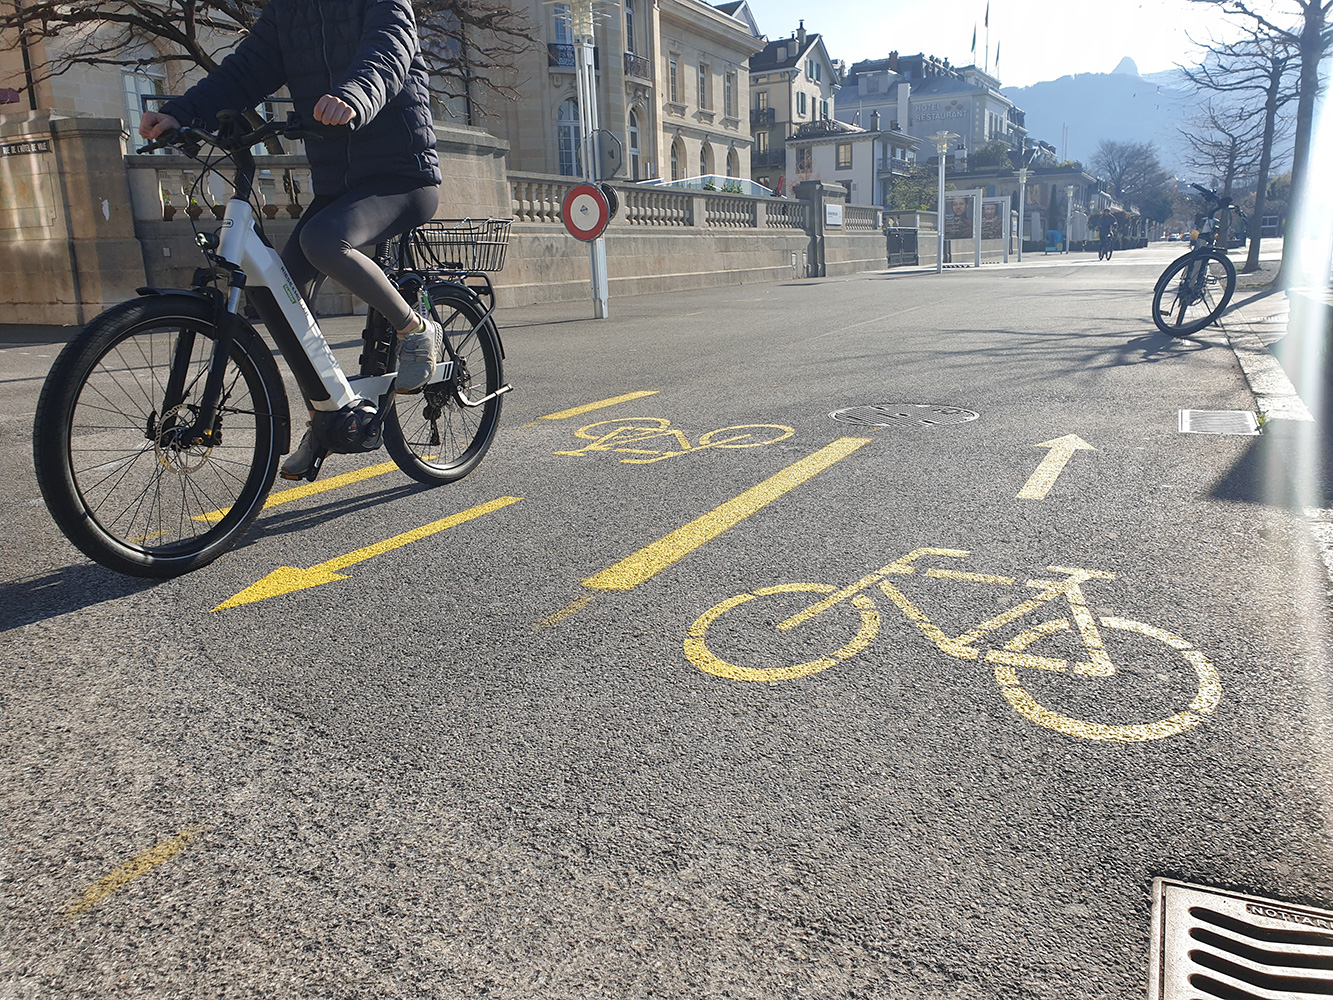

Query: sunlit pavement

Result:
[2,244,1331,999]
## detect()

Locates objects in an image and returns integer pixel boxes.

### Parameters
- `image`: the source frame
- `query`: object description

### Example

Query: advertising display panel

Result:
[944,194,975,240]
[981,199,1005,241]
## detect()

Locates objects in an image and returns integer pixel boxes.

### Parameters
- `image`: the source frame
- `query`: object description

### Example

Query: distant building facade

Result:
[785,117,921,207]
[836,52,1027,159]
[747,21,840,194]
[487,0,762,184]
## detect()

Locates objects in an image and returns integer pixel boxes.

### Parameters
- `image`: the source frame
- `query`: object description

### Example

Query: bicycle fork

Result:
[777,549,1117,677]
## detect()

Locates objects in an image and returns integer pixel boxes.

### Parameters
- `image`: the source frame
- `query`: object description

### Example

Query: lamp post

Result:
[931,131,957,274]
[1016,165,1029,262]
[1064,184,1074,254]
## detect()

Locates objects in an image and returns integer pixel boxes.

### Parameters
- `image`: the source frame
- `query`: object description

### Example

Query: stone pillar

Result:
[795,179,844,278]
[0,111,145,326]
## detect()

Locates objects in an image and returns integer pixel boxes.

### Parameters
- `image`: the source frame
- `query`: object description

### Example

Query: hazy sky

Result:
[744,0,1248,88]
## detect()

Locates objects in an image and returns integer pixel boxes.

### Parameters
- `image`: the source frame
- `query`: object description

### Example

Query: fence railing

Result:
[126,152,313,223]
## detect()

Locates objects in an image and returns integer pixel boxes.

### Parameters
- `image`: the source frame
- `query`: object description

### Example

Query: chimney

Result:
[889,50,898,72]
[797,20,807,49]
[871,110,881,132]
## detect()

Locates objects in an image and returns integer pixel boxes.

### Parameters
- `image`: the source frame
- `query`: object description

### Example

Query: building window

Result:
[122,70,164,134]
[796,147,812,172]
[628,110,641,180]
[698,64,710,110]
[755,90,768,111]
[700,141,712,176]
[836,143,852,169]
[724,71,737,118]
[727,147,739,177]
[820,99,829,120]
[624,0,635,54]
[669,56,680,102]
[557,98,581,176]
[796,92,807,117]
[670,138,683,179]
[755,131,769,154]
[553,3,573,45]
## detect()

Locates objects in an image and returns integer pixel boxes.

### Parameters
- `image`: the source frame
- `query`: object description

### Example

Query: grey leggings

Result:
[282,178,440,331]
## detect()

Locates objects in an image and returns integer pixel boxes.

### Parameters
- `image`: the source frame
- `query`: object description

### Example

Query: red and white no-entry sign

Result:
[561,183,610,242]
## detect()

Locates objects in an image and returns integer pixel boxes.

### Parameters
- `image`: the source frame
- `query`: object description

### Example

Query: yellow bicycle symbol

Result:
[685,548,1222,743]
[556,417,794,464]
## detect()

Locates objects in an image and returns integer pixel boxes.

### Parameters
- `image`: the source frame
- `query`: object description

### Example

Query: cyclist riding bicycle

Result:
[139,0,444,481]
[1092,208,1116,259]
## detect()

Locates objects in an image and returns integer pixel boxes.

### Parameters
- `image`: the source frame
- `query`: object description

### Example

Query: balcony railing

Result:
[624,51,651,79]
[548,43,599,69]
[877,156,913,175]
[750,150,785,169]
[750,107,775,125]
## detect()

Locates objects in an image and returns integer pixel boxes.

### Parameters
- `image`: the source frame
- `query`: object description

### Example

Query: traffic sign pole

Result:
[573,5,609,319]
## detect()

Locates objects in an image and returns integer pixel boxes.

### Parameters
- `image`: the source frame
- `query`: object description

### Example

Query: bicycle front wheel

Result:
[1152,250,1236,335]
[685,584,881,683]
[33,295,285,577]
[990,616,1222,742]
[384,283,504,484]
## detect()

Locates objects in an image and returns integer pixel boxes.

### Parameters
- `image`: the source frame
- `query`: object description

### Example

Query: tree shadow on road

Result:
[0,564,158,634]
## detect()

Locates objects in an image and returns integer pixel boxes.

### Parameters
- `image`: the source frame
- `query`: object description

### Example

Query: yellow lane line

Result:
[538,392,660,422]
[212,497,522,611]
[583,437,874,592]
[193,459,409,523]
[535,594,596,630]
[65,826,203,918]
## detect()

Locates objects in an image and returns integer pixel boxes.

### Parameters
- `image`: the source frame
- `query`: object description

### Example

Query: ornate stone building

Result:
[487,0,762,183]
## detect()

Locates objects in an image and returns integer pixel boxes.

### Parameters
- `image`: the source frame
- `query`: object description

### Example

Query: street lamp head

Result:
[930,130,958,155]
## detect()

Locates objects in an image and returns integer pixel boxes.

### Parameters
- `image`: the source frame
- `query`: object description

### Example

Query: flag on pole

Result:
[985,2,989,27]
[971,24,977,54]
[996,41,1001,66]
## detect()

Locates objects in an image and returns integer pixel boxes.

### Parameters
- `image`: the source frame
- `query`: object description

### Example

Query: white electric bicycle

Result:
[33,111,510,578]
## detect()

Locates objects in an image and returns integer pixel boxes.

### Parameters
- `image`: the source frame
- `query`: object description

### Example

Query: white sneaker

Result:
[396,314,442,393]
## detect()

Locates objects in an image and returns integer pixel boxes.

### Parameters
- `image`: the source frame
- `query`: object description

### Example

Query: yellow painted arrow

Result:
[1017,435,1096,500]
[213,496,522,611]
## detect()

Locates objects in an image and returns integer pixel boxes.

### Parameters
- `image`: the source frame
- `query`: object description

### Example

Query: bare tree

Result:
[1189,0,1333,283]
[1089,139,1172,208]
[1180,99,1273,244]
[1181,20,1299,270]
[0,0,535,124]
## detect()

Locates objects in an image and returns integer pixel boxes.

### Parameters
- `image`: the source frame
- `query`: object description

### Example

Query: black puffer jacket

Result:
[162,0,440,197]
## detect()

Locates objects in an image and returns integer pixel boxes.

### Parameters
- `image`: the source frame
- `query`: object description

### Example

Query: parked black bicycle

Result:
[32,110,510,578]
[1151,184,1245,336]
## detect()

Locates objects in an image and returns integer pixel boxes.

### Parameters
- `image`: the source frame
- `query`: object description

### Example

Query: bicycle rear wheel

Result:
[383,282,504,484]
[1152,250,1235,335]
[33,295,286,577]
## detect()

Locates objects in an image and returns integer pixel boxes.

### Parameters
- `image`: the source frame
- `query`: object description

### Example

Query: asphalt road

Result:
[2,243,1331,999]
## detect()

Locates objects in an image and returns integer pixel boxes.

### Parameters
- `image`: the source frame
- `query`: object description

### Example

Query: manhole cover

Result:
[1148,878,1333,999]
[830,404,980,428]
[1178,410,1261,435]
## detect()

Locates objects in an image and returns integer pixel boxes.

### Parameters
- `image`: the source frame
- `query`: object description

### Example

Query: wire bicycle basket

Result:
[380,218,512,274]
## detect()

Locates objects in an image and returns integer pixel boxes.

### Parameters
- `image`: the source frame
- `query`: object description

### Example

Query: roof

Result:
[751,32,824,72]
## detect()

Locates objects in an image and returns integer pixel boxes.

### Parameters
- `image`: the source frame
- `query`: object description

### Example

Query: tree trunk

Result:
[1243,68,1282,274]
[1276,1,1327,286]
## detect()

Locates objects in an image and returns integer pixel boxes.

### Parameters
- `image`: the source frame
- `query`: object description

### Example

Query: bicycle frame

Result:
[775,548,1117,677]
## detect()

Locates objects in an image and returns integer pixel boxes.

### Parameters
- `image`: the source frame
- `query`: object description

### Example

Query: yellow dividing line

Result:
[194,458,407,523]
[212,497,522,610]
[583,437,874,592]
[535,594,596,630]
[538,391,659,422]
[65,826,203,918]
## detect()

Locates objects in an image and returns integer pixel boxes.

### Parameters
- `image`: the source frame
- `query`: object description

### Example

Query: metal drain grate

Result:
[829,404,980,428]
[1148,878,1333,999]
[1179,410,1262,435]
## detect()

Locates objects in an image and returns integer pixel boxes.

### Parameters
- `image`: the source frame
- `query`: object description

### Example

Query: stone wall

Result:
[0,113,913,326]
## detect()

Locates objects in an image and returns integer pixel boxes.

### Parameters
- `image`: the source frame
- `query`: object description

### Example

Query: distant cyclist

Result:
[138,0,443,481]
[1092,208,1117,261]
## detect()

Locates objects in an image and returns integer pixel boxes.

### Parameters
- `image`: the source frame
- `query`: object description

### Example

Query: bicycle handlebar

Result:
[135,110,344,202]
